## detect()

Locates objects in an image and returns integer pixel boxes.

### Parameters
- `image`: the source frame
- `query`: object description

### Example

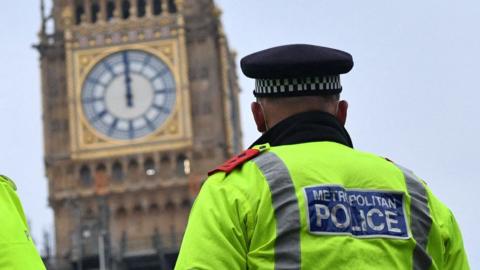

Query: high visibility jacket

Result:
[175,142,469,270]
[0,175,46,269]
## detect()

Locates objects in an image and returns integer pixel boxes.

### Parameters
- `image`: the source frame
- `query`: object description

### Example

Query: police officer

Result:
[0,175,46,269]
[175,44,470,269]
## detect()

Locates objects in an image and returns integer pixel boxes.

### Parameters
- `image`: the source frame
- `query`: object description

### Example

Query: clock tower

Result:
[37,0,242,269]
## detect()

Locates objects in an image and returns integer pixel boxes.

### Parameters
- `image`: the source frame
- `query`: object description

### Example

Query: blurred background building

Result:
[36,0,242,269]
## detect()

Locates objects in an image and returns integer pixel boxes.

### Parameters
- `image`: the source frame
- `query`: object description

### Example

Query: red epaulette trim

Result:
[208,149,261,176]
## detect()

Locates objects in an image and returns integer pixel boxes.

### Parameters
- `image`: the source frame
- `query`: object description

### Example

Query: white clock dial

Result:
[81,50,176,140]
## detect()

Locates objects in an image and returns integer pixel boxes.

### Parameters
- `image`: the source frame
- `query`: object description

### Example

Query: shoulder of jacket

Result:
[208,143,270,176]
[382,157,429,186]
[0,175,17,191]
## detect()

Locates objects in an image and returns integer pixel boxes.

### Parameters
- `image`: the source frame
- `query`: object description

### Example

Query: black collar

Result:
[249,111,353,148]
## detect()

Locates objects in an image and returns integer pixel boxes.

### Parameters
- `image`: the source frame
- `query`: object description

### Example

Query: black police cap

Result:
[241,44,354,97]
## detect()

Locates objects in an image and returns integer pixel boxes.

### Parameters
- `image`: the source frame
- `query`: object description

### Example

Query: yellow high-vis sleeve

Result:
[443,210,470,270]
[0,176,46,270]
[175,174,249,270]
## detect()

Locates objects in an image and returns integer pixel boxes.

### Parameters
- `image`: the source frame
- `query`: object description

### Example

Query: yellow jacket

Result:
[176,142,469,270]
[0,175,45,269]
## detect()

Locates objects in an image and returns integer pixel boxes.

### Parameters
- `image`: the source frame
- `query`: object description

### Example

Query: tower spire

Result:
[40,0,46,35]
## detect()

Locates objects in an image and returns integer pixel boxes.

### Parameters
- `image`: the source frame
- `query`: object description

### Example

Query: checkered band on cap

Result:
[254,75,342,97]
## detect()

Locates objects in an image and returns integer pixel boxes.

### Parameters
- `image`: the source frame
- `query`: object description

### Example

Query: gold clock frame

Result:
[66,39,193,160]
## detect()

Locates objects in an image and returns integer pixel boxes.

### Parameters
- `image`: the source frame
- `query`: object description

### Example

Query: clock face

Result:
[81,50,176,140]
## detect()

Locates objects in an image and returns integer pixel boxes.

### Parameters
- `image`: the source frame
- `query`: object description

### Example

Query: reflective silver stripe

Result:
[253,152,301,270]
[396,165,433,270]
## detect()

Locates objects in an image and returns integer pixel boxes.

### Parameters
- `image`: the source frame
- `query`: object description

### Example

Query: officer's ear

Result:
[336,100,348,126]
[251,101,267,133]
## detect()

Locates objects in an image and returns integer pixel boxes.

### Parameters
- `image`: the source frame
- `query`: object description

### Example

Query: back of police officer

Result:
[175,44,470,270]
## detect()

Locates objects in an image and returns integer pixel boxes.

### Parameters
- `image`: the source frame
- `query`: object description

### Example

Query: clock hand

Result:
[122,52,133,108]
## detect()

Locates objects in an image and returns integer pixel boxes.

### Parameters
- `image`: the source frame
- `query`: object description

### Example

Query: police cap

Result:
[240,44,353,97]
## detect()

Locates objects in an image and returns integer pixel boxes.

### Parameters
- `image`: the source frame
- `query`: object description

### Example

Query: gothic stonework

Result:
[37,0,242,269]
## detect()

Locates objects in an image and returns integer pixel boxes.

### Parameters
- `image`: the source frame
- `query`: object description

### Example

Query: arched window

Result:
[128,158,139,171]
[168,0,177,13]
[160,154,170,165]
[106,1,115,21]
[115,206,127,218]
[75,5,85,25]
[84,207,95,218]
[133,203,143,215]
[94,163,108,191]
[91,2,100,23]
[165,200,175,211]
[137,0,146,17]
[80,165,92,186]
[96,163,106,173]
[122,0,130,19]
[181,198,191,209]
[176,154,185,176]
[153,0,162,15]
[144,157,156,176]
[148,203,160,213]
[112,161,124,181]
[127,158,139,179]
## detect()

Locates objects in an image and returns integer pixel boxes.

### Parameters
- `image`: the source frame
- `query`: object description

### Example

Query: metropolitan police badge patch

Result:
[304,185,409,239]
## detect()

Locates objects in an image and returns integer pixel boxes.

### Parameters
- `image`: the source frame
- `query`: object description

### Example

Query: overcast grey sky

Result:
[0,0,478,267]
